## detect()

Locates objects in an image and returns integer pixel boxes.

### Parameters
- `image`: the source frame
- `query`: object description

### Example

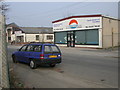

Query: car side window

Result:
[44,46,51,53]
[50,46,60,52]
[26,45,34,51]
[34,45,42,52]
[19,45,27,51]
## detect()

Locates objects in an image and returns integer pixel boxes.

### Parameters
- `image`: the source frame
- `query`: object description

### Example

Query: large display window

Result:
[54,32,67,44]
[75,31,86,44]
[54,29,99,45]
[75,29,99,45]
[86,30,99,44]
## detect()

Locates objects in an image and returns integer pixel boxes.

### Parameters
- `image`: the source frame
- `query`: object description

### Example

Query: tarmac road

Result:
[7,45,118,88]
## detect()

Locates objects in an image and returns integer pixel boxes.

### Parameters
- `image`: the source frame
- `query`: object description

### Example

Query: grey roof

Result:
[20,27,53,34]
[7,23,53,34]
[7,23,20,28]
[7,23,23,31]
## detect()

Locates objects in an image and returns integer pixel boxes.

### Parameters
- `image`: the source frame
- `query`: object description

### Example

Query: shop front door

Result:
[67,31,75,47]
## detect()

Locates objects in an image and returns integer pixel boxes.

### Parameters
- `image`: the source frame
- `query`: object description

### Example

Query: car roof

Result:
[26,43,55,46]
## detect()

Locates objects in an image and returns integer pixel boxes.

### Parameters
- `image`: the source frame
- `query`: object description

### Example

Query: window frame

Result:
[54,32,67,44]
[26,45,42,52]
[34,45,42,52]
[50,45,60,53]
[44,45,60,54]
[19,45,28,51]
[26,45,34,52]
[47,35,53,40]
[36,35,39,40]
[44,45,52,54]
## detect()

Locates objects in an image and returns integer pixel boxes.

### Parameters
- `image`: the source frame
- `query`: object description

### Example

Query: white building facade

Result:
[6,23,54,44]
[52,14,119,48]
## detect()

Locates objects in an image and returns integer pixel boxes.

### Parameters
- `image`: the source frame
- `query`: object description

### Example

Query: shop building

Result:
[52,14,119,48]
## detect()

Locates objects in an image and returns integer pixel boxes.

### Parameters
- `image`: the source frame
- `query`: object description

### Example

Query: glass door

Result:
[67,31,75,47]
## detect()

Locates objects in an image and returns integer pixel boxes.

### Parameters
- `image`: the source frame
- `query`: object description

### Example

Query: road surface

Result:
[7,45,118,88]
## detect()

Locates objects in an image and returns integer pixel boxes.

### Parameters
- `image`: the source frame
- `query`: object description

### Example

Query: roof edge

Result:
[52,14,102,23]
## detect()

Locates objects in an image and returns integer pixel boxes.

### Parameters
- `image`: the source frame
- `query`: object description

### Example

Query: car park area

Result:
[8,45,118,88]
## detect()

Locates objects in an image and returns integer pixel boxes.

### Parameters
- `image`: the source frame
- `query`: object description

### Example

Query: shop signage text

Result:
[53,17,102,31]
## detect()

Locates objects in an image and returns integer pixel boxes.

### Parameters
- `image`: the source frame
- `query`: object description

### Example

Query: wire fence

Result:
[0,14,10,88]
[0,13,2,88]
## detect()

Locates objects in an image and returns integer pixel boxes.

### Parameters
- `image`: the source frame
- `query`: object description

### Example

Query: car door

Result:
[25,45,42,62]
[25,45,35,63]
[16,45,28,62]
[32,45,42,60]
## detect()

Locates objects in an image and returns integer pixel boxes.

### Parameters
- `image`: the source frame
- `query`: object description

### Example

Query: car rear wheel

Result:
[30,60,37,69]
[12,55,18,63]
[50,64,56,67]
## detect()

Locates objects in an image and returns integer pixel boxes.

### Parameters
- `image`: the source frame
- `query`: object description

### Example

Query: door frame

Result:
[67,31,75,47]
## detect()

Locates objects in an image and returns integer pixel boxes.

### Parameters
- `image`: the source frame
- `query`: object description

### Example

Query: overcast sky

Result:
[6,2,118,27]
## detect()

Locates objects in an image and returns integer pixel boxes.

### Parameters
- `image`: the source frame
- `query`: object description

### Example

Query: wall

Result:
[102,17,119,48]
[6,27,12,43]
[9,33,54,43]
[43,34,54,42]
[25,34,54,43]
[11,34,15,41]
[118,20,120,46]
[25,34,39,42]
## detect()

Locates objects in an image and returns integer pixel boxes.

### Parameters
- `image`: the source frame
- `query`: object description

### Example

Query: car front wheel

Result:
[30,60,37,69]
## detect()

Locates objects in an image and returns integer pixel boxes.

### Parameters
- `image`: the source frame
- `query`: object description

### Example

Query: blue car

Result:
[12,43,62,69]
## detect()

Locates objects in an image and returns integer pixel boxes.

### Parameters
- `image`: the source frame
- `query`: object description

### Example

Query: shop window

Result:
[75,31,86,45]
[86,30,99,45]
[36,35,39,40]
[47,35,53,40]
[75,29,99,45]
[55,32,67,44]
